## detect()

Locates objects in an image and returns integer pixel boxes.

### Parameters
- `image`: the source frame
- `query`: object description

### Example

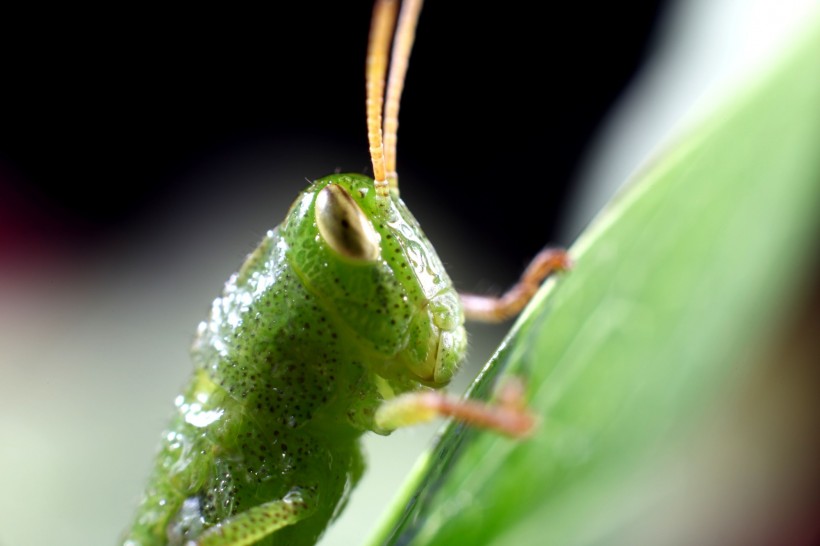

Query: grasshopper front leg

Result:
[375,378,537,438]
[459,248,571,323]
[189,486,317,546]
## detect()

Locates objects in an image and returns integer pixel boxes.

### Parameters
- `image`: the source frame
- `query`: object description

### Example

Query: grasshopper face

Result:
[282,173,467,389]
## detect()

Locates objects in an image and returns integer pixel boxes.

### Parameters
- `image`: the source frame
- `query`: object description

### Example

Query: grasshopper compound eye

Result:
[315,184,381,262]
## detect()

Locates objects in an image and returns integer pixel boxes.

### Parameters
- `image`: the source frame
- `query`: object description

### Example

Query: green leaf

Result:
[366,16,820,546]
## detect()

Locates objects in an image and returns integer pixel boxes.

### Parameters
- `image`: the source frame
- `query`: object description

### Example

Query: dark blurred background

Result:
[0,1,669,280]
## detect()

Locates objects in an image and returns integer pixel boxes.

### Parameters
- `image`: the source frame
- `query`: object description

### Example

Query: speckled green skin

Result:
[122,174,467,545]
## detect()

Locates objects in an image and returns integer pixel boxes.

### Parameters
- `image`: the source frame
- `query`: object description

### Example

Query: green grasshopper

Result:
[122,1,569,544]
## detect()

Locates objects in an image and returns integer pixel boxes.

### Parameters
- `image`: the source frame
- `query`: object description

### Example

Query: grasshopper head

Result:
[282,173,466,389]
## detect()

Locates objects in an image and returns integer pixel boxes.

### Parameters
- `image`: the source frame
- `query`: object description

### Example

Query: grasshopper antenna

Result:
[367,0,423,197]
[383,0,423,192]
[366,0,398,198]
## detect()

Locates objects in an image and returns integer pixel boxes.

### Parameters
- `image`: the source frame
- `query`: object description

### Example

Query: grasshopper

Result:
[122,1,568,544]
